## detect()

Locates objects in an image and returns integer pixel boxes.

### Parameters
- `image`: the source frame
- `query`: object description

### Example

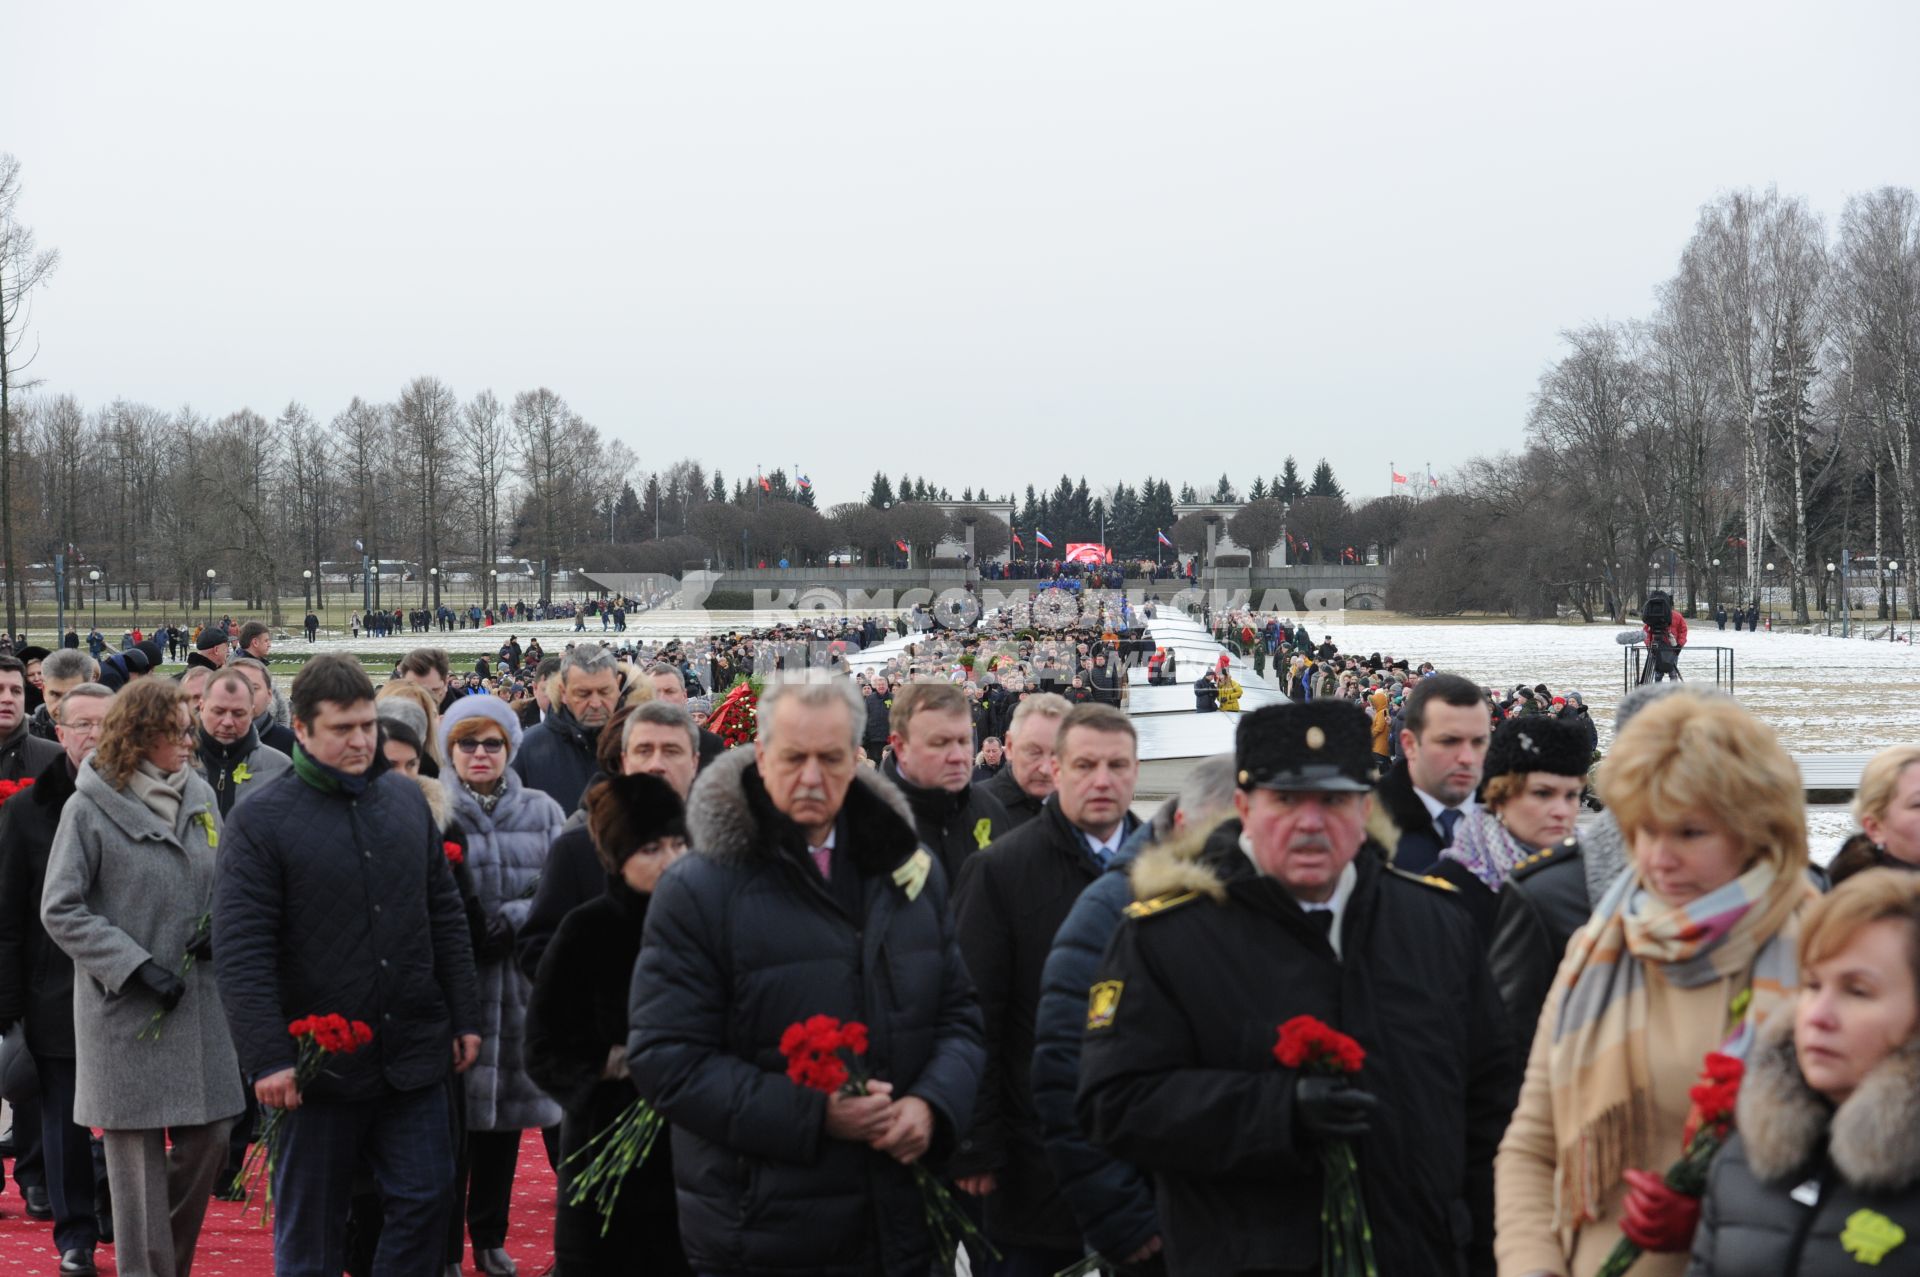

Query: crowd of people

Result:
[0,604,1913,1277]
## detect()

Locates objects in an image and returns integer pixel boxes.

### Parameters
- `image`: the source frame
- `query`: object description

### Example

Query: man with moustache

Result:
[1077,701,1515,1276]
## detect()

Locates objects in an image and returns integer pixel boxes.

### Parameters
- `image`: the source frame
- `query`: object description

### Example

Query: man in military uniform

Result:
[1076,700,1517,1277]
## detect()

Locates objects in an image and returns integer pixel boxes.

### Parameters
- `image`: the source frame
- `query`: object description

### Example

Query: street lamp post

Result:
[1711,558,1721,616]
[303,568,313,613]
[205,568,216,631]
[88,569,100,629]
[1888,561,1901,642]
[429,565,439,614]
[489,569,498,614]
[1825,562,1837,636]
[1764,562,1775,630]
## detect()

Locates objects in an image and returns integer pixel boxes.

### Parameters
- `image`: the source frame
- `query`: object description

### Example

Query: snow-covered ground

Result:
[1309,613,1919,758]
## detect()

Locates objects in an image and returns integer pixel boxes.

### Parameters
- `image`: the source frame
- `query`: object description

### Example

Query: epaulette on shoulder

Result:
[1386,866,1457,893]
[1124,890,1202,920]
[1510,836,1579,881]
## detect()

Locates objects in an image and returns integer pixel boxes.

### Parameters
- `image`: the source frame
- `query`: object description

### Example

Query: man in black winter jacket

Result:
[879,681,1010,885]
[1078,701,1516,1277]
[629,672,985,1277]
[0,656,63,782]
[195,668,293,817]
[983,692,1070,831]
[954,704,1142,1273]
[0,684,111,1270]
[512,644,621,813]
[213,655,481,1277]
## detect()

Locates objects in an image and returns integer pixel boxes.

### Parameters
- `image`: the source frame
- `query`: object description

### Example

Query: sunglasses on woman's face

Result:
[454,738,507,755]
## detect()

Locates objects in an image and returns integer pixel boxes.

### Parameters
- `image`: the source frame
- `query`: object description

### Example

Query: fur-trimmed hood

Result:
[686,746,920,874]
[1739,1014,1920,1192]
[412,774,452,832]
[1128,814,1239,903]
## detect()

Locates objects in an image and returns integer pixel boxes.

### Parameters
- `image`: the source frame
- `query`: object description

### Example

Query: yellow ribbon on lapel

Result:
[1841,1210,1905,1264]
[194,807,219,848]
[973,818,993,850]
[892,849,932,902]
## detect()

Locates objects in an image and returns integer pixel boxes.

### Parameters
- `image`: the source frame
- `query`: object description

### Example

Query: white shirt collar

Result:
[1083,826,1125,861]
[1415,786,1476,826]
[809,827,837,856]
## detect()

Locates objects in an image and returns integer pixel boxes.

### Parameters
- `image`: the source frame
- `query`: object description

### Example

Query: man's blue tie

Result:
[1436,808,1462,847]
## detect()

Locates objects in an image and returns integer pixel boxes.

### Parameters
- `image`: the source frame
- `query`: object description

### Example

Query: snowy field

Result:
[281,607,1909,860]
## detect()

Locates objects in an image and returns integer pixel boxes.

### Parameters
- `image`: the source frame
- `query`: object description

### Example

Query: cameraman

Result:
[1638,591,1688,683]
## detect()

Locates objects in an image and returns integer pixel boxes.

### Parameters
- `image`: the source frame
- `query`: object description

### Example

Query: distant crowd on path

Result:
[345,592,668,641]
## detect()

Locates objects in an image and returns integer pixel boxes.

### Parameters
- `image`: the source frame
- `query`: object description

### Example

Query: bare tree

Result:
[1225,499,1287,565]
[460,389,511,610]
[0,155,60,632]
[397,376,459,608]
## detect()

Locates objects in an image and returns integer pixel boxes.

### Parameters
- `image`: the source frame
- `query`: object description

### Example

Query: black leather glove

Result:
[134,959,186,1013]
[1293,1075,1379,1141]
[186,915,214,963]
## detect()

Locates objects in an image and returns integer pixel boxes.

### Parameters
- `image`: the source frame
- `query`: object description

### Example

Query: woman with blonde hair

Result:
[1496,691,1819,1277]
[41,679,243,1277]
[1687,868,1920,1273]
[1827,744,1920,885]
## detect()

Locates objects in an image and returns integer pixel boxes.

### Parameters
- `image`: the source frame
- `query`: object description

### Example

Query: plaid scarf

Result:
[1544,859,1814,1238]
[1438,807,1532,892]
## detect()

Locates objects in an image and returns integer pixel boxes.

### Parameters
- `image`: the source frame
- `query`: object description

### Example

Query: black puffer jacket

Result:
[511,707,601,814]
[628,748,985,1277]
[952,796,1137,1250]
[0,755,80,1056]
[213,754,481,1098]
[1690,1021,1920,1276]
[1827,833,1920,887]
[1078,824,1516,1277]
[880,756,1010,886]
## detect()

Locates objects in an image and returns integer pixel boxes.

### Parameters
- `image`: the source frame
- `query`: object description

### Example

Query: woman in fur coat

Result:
[1689,868,1920,1275]
[526,772,691,1274]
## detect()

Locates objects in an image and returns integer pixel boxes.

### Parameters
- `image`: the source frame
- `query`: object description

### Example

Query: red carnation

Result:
[1273,1015,1365,1075]
[443,840,464,866]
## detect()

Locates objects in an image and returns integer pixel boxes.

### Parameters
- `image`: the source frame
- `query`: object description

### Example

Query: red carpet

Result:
[0,1130,556,1275]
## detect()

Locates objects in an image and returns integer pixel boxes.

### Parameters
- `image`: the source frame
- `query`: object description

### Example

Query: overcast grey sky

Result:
[7,1,1917,507]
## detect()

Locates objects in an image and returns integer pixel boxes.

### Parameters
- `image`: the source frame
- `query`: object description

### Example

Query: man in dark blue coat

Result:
[629,672,984,1277]
[512,644,622,812]
[214,655,481,1277]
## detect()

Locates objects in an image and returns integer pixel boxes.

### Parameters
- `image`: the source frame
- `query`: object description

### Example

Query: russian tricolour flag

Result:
[1034,530,1054,549]
[1156,529,1173,547]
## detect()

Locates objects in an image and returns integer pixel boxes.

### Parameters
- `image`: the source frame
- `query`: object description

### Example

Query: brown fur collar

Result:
[1128,813,1235,902]
[412,774,452,831]
[1739,1014,1920,1191]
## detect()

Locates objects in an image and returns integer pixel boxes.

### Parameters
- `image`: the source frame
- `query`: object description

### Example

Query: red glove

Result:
[1618,1168,1701,1252]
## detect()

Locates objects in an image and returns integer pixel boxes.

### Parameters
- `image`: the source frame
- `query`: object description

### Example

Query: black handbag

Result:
[0,1028,38,1105]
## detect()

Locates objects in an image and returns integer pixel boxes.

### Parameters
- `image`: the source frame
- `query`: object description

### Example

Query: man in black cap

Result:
[186,626,229,673]
[1077,700,1516,1277]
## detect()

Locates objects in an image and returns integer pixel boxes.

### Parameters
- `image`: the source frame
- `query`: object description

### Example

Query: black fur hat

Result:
[585,772,688,874]
[1483,714,1591,781]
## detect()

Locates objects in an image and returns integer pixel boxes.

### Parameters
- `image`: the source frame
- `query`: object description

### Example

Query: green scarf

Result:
[291,743,373,797]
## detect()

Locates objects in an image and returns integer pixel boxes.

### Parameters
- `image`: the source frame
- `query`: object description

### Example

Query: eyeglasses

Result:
[454,738,507,755]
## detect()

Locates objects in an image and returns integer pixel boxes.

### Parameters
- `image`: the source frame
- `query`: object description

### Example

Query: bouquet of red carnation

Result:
[708,678,757,748]
[1274,1015,1378,1277]
[0,776,35,803]
[1596,1051,1744,1276]
[230,1013,374,1223]
[779,1014,993,1276]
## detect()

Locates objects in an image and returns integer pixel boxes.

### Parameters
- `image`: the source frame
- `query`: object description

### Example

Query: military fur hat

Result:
[1235,701,1373,793]
[1483,714,1591,781]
